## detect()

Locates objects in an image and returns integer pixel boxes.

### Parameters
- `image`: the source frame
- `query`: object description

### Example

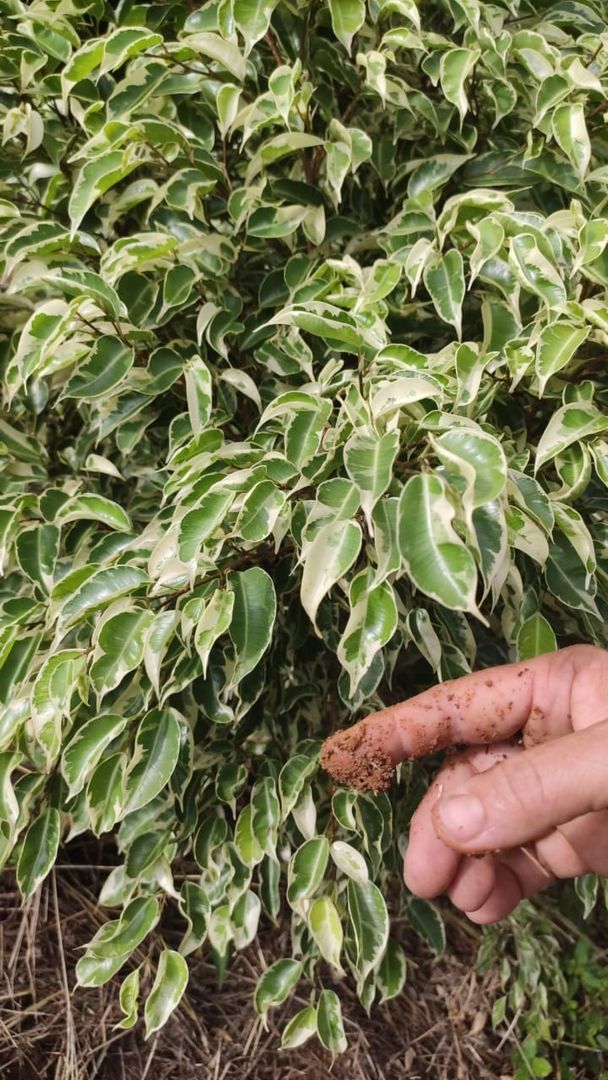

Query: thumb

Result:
[432,719,608,853]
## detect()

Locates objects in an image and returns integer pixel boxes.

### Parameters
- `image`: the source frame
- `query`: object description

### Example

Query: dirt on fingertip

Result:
[320,723,394,793]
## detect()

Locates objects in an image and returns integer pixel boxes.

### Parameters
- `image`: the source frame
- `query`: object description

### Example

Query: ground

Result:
[0,840,514,1080]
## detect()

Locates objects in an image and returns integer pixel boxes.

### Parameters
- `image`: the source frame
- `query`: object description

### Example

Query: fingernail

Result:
[438,793,486,841]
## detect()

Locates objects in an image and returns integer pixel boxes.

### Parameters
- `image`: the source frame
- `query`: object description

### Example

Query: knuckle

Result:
[564,643,606,667]
[490,754,546,819]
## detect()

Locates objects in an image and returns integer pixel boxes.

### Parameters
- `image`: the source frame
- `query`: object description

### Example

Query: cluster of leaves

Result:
[1,0,608,1054]
[480,893,608,1078]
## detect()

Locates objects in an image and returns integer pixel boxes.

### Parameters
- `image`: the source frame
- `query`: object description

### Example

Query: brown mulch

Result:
[0,850,513,1080]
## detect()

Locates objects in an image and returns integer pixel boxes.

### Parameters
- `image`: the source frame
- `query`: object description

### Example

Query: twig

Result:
[140,1034,160,1080]
[52,871,79,1076]
[222,138,232,193]
[340,89,362,126]
[265,29,284,68]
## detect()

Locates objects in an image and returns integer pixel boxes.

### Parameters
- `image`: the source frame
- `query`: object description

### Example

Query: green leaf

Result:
[468,219,505,285]
[376,938,407,1003]
[552,103,591,180]
[473,500,509,603]
[194,589,235,676]
[423,250,465,338]
[398,473,479,615]
[124,709,181,813]
[286,401,332,470]
[86,754,126,836]
[227,567,276,685]
[406,155,471,199]
[287,836,330,907]
[251,776,281,859]
[216,762,247,812]
[517,613,557,660]
[371,372,443,418]
[408,897,446,953]
[183,33,246,80]
[337,570,398,694]
[68,151,139,236]
[178,490,234,561]
[88,897,159,959]
[574,873,599,920]
[143,611,177,697]
[62,28,162,95]
[179,881,210,956]
[16,807,60,898]
[434,428,507,511]
[535,403,608,472]
[208,905,232,980]
[575,220,608,272]
[15,523,59,593]
[75,951,130,989]
[144,949,189,1038]
[260,855,281,922]
[535,321,588,395]
[370,497,400,585]
[510,473,554,532]
[268,304,363,353]
[439,48,479,124]
[546,532,599,616]
[115,968,140,1030]
[248,205,308,239]
[317,990,347,1054]
[59,566,149,628]
[509,233,566,308]
[492,995,507,1028]
[57,494,132,532]
[300,519,362,631]
[184,356,213,435]
[216,83,241,137]
[234,804,263,866]
[329,0,366,52]
[309,896,344,970]
[254,959,303,1022]
[102,27,163,73]
[232,890,261,950]
[347,879,389,984]
[31,649,87,766]
[0,751,21,833]
[279,753,319,819]
[280,1006,318,1050]
[235,481,286,542]
[553,443,591,500]
[90,609,153,696]
[330,840,369,883]
[247,134,324,183]
[60,38,104,96]
[0,419,47,463]
[62,714,128,798]
[63,336,134,401]
[344,429,399,531]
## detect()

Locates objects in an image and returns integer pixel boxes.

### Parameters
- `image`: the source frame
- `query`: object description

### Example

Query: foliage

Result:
[1,0,608,1054]
[480,894,608,1078]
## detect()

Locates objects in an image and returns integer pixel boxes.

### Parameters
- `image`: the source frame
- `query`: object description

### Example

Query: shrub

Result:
[1,0,608,1056]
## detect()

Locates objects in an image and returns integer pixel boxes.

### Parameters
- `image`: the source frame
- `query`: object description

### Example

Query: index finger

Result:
[321,654,546,793]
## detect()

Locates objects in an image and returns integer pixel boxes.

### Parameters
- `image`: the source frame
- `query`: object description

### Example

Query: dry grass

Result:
[0,845,513,1080]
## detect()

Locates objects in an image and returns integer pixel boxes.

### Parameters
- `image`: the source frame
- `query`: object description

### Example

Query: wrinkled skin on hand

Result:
[321,645,608,923]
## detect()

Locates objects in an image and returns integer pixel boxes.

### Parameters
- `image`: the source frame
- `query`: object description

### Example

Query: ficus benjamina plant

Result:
[1,0,608,1060]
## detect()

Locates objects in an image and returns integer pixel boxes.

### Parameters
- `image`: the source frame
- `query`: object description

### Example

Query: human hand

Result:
[320,645,608,923]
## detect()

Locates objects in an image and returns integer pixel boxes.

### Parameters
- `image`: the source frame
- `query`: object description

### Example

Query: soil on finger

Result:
[320,722,394,792]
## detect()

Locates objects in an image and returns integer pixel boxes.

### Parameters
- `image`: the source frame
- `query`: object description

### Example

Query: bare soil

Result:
[0,845,513,1080]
